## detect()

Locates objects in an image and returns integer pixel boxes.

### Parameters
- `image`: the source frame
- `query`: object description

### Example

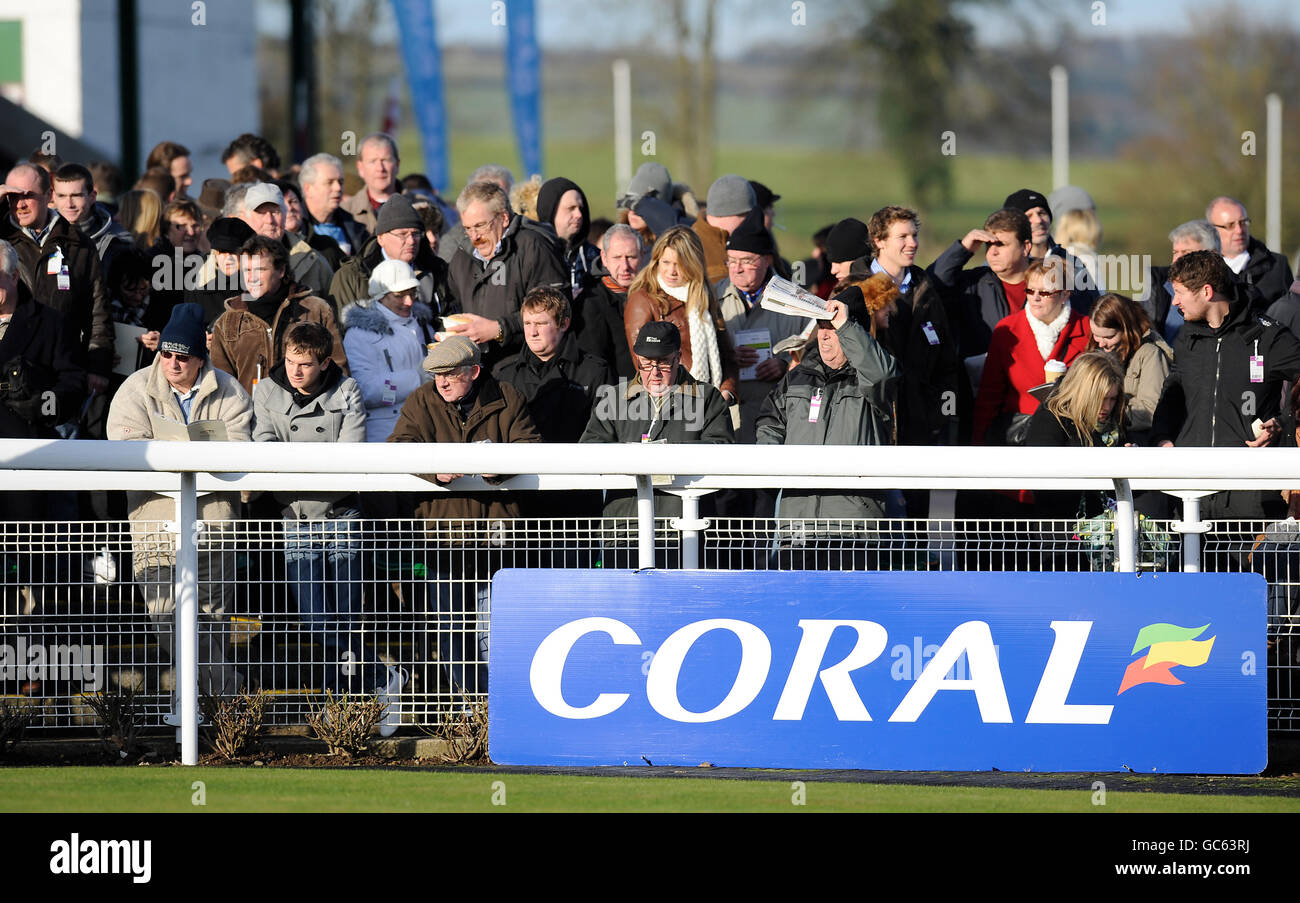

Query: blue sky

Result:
[260,0,1300,56]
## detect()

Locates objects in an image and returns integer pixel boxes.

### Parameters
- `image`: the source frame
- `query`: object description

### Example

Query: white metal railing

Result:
[4,438,1300,764]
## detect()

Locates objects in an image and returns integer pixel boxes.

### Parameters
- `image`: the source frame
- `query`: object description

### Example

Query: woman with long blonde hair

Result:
[624,225,738,403]
[117,188,163,250]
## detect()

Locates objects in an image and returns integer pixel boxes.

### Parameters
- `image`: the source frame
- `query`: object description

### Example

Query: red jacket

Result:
[973,309,1091,444]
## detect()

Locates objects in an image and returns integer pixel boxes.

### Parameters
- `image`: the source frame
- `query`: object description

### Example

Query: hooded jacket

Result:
[1151,285,1300,447]
[252,359,366,519]
[493,331,614,443]
[329,235,451,318]
[536,177,601,297]
[755,318,898,520]
[210,284,348,394]
[341,298,435,442]
[77,201,132,272]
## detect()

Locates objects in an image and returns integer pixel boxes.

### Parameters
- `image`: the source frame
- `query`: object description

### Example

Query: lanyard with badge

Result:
[1250,340,1264,383]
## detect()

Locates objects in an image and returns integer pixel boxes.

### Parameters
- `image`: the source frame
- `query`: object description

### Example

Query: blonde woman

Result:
[117,188,163,250]
[1026,350,1127,522]
[624,225,739,404]
[1054,207,1104,290]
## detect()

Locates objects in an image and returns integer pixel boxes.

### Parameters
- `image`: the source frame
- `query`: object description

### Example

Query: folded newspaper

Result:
[760,276,833,319]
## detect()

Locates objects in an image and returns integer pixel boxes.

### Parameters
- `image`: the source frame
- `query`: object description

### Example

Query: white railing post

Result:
[177,472,199,765]
[1113,478,1136,572]
[671,490,711,569]
[1170,492,1213,573]
[636,475,655,570]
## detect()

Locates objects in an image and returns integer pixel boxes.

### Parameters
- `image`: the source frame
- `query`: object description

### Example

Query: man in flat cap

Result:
[388,334,540,703]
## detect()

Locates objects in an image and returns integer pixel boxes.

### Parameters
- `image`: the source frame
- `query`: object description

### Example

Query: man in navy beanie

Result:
[108,302,253,714]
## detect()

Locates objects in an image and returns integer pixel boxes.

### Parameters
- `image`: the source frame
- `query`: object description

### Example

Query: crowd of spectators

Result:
[4,132,1300,707]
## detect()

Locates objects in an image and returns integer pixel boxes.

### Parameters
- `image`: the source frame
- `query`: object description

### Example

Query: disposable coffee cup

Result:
[1044,360,1067,384]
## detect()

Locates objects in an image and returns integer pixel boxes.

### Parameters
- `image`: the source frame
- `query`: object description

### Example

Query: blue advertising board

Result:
[489,571,1266,773]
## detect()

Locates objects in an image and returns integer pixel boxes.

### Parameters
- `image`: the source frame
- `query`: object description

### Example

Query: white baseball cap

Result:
[368,259,420,299]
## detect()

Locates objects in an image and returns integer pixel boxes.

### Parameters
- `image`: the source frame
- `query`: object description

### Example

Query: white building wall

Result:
[0,0,257,180]
[0,0,84,140]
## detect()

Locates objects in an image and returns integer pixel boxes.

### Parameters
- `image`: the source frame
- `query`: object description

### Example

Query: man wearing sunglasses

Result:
[107,303,252,713]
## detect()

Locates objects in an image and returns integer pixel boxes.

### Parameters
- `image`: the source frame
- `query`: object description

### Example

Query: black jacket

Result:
[0,202,112,377]
[1151,286,1300,447]
[573,277,634,379]
[305,207,369,261]
[880,267,961,445]
[928,239,1095,359]
[1146,262,1268,341]
[446,213,568,369]
[1240,236,1293,306]
[493,332,614,443]
[0,288,86,439]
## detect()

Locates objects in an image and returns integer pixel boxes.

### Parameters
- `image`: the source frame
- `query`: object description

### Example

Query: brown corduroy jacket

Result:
[209,285,347,394]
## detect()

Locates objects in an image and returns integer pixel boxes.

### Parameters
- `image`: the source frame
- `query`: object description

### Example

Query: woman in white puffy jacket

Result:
[342,259,437,442]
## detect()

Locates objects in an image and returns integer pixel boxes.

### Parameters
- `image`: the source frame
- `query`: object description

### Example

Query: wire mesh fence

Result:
[2,512,1296,733]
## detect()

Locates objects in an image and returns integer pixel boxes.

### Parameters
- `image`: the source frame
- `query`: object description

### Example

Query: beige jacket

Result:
[106,358,253,570]
[1124,333,1174,434]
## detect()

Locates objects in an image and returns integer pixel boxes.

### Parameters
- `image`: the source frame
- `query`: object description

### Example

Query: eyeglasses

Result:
[1213,218,1250,231]
[636,358,677,374]
[1024,289,1062,298]
[387,228,420,242]
[726,255,763,270]
[159,351,192,363]
[463,220,500,237]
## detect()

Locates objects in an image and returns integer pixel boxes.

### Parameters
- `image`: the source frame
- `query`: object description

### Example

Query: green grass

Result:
[3,768,1297,813]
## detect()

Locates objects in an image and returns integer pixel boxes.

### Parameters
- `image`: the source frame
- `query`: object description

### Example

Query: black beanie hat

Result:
[1003,188,1051,218]
[158,303,209,359]
[826,218,870,264]
[374,194,423,235]
[725,207,776,256]
[536,177,590,248]
[206,216,256,253]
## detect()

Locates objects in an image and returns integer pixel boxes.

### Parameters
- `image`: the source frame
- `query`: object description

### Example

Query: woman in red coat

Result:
[973,257,1091,445]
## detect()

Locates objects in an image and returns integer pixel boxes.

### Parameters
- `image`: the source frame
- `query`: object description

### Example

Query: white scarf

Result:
[1027,304,1071,362]
[658,275,723,387]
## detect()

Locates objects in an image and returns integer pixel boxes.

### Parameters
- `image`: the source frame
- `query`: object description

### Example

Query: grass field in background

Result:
[407,132,1187,270]
[4,768,1298,813]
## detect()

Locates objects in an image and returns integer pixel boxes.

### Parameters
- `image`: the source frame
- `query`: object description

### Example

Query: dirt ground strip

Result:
[4,736,1298,797]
